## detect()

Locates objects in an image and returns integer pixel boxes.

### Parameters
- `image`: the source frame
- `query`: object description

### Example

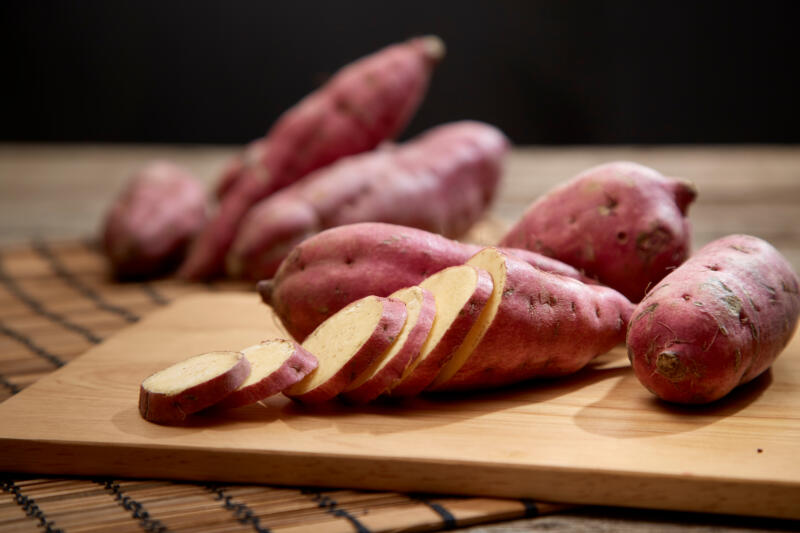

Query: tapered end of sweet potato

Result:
[257,279,274,305]
[416,35,446,64]
[667,177,697,215]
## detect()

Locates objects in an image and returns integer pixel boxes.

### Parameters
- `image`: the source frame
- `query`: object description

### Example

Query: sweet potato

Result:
[226,121,509,280]
[216,339,318,409]
[214,138,270,201]
[500,161,696,302]
[285,295,407,404]
[138,351,250,424]
[430,247,634,392]
[102,161,206,279]
[179,36,445,280]
[258,222,587,341]
[626,234,800,404]
[341,286,436,404]
[389,265,493,397]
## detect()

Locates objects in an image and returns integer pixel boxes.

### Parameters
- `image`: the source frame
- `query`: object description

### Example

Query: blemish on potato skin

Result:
[635,226,671,263]
[631,303,658,325]
[656,351,686,381]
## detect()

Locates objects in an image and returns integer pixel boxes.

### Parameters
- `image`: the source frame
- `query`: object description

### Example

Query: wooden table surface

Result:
[1,143,799,532]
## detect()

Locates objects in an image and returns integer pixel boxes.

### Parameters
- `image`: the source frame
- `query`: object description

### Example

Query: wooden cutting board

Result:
[1,293,799,519]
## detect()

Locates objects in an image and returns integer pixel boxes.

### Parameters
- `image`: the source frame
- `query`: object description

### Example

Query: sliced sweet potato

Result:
[285,296,407,404]
[341,286,436,404]
[429,248,634,392]
[260,222,586,342]
[138,351,250,424]
[388,265,493,397]
[216,340,318,409]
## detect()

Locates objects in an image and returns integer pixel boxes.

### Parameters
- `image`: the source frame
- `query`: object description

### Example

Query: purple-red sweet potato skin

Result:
[227,121,509,280]
[500,161,696,302]
[179,37,443,280]
[102,161,206,279]
[434,249,634,392]
[627,234,800,404]
[259,223,587,341]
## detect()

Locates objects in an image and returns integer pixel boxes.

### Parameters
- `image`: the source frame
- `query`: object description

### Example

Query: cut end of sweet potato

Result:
[139,351,249,424]
[286,296,407,403]
[428,247,508,389]
[141,351,243,395]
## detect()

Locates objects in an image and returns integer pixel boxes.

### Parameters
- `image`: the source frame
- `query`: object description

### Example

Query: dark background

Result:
[2,1,798,145]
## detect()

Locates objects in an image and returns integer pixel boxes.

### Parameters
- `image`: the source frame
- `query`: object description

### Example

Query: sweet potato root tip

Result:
[257,279,274,304]
[418,35,446,63]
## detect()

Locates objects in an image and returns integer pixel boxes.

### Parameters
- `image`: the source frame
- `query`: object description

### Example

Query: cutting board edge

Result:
[2,437,799,520]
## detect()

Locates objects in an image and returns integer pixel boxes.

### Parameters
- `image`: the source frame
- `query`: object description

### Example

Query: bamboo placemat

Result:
[0,239,570,533]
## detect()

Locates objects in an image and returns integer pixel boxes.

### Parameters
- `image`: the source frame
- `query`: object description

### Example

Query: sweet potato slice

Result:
[389,265,493,397]
[138,351,250,424]
[216,340,318,409]
[341,286,436,404]
[285,296,407,404]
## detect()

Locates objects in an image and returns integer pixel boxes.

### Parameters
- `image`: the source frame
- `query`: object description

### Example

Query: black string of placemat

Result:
[520,498,540,517]
[0,319,66,368]
[0,373,22,395]
[0,251,103,344]
[302,488,372,533]
[206,484,271,533]
[140,283,170,306]
[32,240,140,323]
[413,495,458,529]
[1,477,64,533]
[96,479,168,533]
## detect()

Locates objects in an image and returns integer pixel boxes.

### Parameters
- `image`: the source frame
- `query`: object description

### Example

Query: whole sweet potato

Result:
[259,222,588,341]
[500,161,696,302]
[102,161,206,279]
[227,121,509,280]
[179,36,445,280]
[430,248,634,391]
[627,234,800,404]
